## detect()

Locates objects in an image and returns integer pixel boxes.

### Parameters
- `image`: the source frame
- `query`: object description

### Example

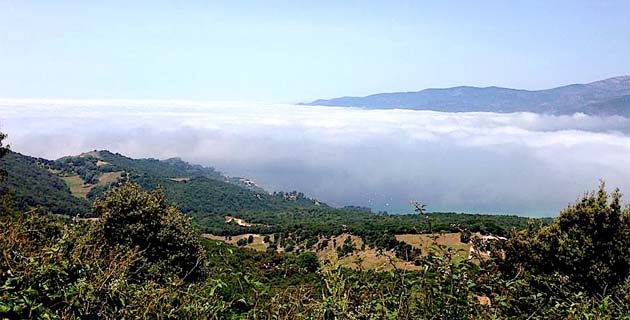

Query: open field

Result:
[62,171,122,198]
[224,216,269,227]
[315,234,421,271]
[61,175,93,199]
[97,171,122,186]
[395,233,471,260]
[203,232,422,271]
[203,233,268,252]
[95,160,110,167]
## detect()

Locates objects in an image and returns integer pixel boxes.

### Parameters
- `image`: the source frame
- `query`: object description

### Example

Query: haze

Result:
[2,99,630,216]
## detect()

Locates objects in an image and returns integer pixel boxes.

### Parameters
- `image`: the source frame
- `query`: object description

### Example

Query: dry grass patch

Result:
[202,232,409,269]
[203,233,268,252]
[395,233,471,260]
[79,151,102,159]
[62,175,93,199]
[315,234,422,271]
[95,160,110,167]
[97,171,122,186]
[61,172,121,199]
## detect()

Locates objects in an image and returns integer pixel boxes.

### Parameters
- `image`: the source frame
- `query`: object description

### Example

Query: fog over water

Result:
[2,99,630,216]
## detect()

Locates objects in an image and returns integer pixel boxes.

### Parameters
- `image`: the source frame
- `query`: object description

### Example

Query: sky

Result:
[1,1,630,101]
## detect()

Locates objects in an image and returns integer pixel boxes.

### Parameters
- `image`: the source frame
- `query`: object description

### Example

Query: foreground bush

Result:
[94,182,208,282]
[1,180,630,319]
[502,182,630,294]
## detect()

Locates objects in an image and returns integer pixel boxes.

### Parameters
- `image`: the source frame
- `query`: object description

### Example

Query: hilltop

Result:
[305,76,630,116]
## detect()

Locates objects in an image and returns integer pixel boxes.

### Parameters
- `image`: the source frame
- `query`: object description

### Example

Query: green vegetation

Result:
[94,183,208,282]
[0,152,90,215]
[2,181,629,318]
[0,147,532,244]
[1,128,629,318]
[0,144,539,273]
[502,182,630,296]
[221,208,531,262]
[0,130,7,176]
[97,150,223,179]
[0,183,322,319]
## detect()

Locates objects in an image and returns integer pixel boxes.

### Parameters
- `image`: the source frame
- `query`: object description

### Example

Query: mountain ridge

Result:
[304,76,630,116]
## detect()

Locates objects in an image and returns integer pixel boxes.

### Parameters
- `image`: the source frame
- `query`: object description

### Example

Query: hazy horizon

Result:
[3,98,630,216]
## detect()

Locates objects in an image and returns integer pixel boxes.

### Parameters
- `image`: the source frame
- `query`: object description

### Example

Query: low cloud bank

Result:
[2,99,630,216]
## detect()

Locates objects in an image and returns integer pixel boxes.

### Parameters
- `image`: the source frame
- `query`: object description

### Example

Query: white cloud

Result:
[2,98,630,216]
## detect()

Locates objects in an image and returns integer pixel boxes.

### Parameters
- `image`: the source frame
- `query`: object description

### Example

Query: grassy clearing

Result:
[95,160,110,167]
[97,171,122,186]
[395,233,471,260]
[318,234,422,271]
[62,172,122,198]
[203,234,268,252]
[204,232,422,271]
[79,150,101,159]
[203,233,472,271]
[61,175,93,199]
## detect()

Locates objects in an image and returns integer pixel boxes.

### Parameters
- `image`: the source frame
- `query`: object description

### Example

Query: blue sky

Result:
[1,1,630,102]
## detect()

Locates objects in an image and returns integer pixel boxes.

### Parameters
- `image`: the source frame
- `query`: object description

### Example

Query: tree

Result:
[0,129,8,182]
[412,201,427,215]
[502,182,630,294]
[93,182,207,282]
[296,251,320,273]
[0,129,12,214]
[459,230,472,243]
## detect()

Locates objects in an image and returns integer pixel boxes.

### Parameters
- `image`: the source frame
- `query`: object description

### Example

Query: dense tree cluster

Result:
[502,182,630,295]
[0,152,91,215]
[94,183,208,282]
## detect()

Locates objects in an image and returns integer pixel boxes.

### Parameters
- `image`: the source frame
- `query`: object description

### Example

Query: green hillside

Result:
[0,151,90,215]
[1,149,532,238]
[2,150,324,221]
[95,150,224,180]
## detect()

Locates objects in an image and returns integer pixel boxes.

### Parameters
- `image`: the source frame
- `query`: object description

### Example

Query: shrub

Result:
[94,182,207,282]
[502,182,630,294]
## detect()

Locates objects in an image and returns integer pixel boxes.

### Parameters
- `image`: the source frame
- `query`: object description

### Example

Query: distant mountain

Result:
[304,76,630,116]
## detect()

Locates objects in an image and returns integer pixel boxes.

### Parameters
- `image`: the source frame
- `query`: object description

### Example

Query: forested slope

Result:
[0,152,90,215]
